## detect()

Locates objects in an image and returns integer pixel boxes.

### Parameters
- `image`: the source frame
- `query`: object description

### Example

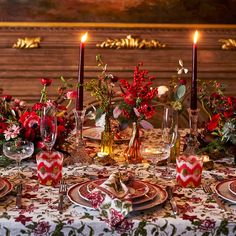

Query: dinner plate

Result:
[83,127,143,141]
[68,181,168,212]
[228,180,236,196]
[215,179,236,204]
[0,178,13,199]
[85,179,149,199]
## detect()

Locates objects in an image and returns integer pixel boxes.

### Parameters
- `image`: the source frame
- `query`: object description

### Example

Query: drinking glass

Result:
[40,106,57,151]
[3,140,34,178]
[160,107,178,179]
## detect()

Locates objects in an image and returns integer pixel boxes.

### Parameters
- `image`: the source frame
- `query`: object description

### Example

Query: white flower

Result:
[158,86,169,97]
[4,124,20,141]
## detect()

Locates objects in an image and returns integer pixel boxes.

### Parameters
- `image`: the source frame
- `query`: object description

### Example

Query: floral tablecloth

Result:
[0,129,236,236]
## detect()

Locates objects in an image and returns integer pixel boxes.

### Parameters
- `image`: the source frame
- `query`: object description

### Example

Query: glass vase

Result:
[125,122,143,164]
[100,114,114,155]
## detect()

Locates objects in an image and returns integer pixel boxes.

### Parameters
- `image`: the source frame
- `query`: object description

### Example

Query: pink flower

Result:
[198,219,216,231]
[116,219,134,233]
[66,91,77,99]
[33,221,51,236]
[4,124,20,140]
[109,208,124,227]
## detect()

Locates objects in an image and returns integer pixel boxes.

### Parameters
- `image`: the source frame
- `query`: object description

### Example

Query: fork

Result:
[58,179,67,214]
[202,182,227,211]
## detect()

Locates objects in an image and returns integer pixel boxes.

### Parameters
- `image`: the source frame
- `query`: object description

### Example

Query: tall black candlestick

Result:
[191,31,198,110]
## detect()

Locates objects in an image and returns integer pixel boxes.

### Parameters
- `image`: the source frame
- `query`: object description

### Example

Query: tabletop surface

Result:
[0,129,236,236]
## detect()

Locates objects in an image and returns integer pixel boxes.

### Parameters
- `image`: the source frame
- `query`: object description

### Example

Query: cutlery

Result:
[16,183,23,209]
[202,183,227,211]
[166,186,178,216]
[58,179,67,214]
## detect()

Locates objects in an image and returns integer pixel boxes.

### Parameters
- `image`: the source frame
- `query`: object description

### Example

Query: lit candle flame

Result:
[81,32,88,43]
[193,30,198,44]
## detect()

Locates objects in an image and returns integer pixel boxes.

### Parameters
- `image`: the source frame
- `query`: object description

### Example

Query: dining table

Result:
[0,128,236,236]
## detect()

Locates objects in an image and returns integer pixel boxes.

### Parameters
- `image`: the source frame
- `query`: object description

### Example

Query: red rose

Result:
[207,114,220,131]
[110,75,119,83]
[0,122,8,134]
[32,103,44,111]
[179,79,187,85]
[20,111,40,128]
[41,78,52,86]
[3,95,12,102]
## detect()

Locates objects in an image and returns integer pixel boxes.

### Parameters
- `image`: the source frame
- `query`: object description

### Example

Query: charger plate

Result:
[68,181,167,211]
[215,179,236,204]
[0,178,13,199]
[228,180,236,196]
[83,127,143,142]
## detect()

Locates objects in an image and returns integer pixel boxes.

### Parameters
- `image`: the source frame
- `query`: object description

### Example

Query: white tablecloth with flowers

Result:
[1,130,236,236]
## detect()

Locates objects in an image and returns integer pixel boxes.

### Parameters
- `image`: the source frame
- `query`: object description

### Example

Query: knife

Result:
[166,186,178,216]
[16,183,23,209]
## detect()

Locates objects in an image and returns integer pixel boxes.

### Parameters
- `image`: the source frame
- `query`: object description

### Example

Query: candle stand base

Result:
[65,109,93,166]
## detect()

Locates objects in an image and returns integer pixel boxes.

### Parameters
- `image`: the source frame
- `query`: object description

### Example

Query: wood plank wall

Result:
[0,23,235,126]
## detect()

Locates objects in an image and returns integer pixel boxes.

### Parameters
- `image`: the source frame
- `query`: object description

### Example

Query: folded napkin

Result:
[87,173,133,229]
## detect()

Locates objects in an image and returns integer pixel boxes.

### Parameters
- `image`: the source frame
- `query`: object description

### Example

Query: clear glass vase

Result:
[125,122,143,164]
[100,114,114,155]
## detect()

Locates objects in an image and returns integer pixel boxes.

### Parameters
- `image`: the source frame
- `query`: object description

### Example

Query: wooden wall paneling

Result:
[0,23,235,127]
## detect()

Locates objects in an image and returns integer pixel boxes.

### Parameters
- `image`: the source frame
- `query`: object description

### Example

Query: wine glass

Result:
[3,140,34,179]
[160,107,178,179]
[40,106,57,151]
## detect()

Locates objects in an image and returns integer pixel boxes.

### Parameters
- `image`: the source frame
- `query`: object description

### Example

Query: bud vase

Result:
[100,114,114,155]
[125,122,143,164]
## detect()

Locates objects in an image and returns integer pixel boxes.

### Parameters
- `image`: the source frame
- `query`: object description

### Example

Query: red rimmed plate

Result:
[215,179,236,204]
[0,178,13,199]
[82,179,149,200]
[68,181,168,212]
[228,180,236,196]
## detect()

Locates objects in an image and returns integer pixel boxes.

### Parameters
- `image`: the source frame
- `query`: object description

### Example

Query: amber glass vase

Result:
[100,114,114,155]
[125,122,143,164]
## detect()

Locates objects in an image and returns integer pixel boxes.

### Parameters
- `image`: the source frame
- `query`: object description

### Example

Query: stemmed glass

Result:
[40,106,57,152]
[3,140,34,179]
[160,107,178,179]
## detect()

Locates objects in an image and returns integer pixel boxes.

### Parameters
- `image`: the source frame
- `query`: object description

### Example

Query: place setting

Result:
[67,172,168,215]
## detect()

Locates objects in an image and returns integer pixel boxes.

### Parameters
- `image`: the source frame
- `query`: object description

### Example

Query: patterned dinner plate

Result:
[215,179,236,204]
[68,181,168,211]
[0,178,13,199]
[84,179,149,200]
[228,180,236,196]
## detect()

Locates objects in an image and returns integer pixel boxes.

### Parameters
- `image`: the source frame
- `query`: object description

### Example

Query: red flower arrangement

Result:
[0,77,75,154]
[114,63,158,129]
[198,81,236,158]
